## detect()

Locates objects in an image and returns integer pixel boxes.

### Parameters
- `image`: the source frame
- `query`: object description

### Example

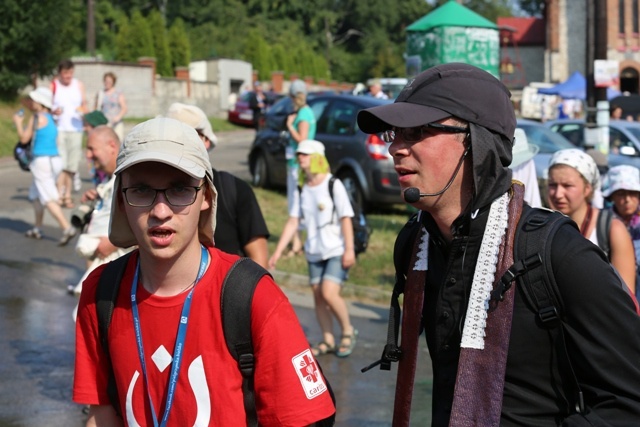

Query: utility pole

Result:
[87,0,95,56]
[585,0,609,155]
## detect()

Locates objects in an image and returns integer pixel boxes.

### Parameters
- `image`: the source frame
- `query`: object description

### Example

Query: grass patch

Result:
[253,186,411,291]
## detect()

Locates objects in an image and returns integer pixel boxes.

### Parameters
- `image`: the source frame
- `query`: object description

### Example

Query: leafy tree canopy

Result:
[2,0,522,99]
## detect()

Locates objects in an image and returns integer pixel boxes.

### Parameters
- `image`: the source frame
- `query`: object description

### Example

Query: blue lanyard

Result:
[130,245,209,427]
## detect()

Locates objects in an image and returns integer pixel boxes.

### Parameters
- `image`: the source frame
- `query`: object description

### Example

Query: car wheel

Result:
[337,170,368,212]
[251,152,270,188]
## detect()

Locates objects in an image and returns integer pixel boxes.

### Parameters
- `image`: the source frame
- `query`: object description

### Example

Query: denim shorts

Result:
[308,256,348,286]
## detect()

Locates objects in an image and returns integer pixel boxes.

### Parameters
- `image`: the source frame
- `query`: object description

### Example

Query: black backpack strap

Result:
[96,251,134,416]
[220,257,270,427]
[361,212,421,373]
[328,176,338,222]
[514,207,586,414]
[596,209,613,260]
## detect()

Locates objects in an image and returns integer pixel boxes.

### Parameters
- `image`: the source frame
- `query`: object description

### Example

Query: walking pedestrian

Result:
[602,164,640,299]
[357,62,640,425]
[95,71,128,141]
[73,117,335,425]
[13,87,76,245]
[269,139,358,358]
[548,148,636,294]
[51,59,87,208]
[285,79,317,256]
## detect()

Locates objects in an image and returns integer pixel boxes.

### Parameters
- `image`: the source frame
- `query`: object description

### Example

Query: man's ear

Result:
[200,183,212,212]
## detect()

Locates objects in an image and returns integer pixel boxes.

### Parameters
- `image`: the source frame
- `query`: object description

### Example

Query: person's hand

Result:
[12,113,24,127]
[286,114,295,128]
[81,188,99,204]
[342,249,356,269]
[268,252,281,270]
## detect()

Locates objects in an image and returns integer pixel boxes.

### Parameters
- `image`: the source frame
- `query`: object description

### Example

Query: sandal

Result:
[58,227,77,246]
[336,329,358,358]
[25,228,42,240]
[311,341,335,357]
[60,197,75,209]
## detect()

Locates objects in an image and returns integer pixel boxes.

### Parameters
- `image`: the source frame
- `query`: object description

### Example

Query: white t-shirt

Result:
[87,174,115,236]
[290,175,354,262]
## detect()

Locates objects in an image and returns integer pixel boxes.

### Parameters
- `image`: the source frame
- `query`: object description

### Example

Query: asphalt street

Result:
[0,128,433,426]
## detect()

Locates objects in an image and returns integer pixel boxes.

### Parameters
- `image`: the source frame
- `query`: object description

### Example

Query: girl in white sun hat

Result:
[603,164,640,299]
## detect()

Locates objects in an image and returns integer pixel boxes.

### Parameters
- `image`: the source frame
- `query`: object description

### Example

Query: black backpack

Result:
[299,176,372,256]
[95,253,335,426]
[362,206,590,410]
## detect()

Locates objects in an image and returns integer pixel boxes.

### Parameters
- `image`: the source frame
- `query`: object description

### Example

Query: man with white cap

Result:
[357,63,640,425]
[73,117,335,425]
[166,102,269,268]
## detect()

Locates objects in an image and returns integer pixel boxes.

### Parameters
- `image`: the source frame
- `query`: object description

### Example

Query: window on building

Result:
[634,0,639,33]
[620,0,626,34]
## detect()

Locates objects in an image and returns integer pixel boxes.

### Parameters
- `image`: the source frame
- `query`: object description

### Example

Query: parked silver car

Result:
[545,119,640,170]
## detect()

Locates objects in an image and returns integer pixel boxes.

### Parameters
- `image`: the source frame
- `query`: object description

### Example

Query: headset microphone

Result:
[402,144,471,203]
[403,187,423,203]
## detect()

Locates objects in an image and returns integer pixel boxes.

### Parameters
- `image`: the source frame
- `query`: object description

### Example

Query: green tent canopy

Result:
[405,0,499,77]
[407,0,497,32]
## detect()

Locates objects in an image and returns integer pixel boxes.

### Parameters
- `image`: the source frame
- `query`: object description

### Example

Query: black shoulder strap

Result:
[96,251,134,416]
[220,257,270,427]
[513,206,586,415]
[596,209,613,259]
[513,206,570,321]
[215,170,238,225]
[361,212,420,373]
[328,176,338,221]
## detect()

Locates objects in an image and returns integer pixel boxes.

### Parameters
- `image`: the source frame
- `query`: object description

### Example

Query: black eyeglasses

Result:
[122,185,203,207]
[382,123,469,143]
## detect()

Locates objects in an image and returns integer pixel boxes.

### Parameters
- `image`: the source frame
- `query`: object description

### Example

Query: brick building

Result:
[545,0,640,93]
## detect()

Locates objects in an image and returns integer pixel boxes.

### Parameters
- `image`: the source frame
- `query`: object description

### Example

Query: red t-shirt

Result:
[74,248,335,426]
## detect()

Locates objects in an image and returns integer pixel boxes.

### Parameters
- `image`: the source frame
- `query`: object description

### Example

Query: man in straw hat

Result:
[357,63,640,425]
[73,117,335,425]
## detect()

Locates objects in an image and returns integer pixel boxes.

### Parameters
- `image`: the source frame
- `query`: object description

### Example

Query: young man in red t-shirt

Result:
[73,117,335,426]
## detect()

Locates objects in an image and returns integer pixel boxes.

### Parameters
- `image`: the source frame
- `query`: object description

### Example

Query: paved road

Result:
[0,129,433,426]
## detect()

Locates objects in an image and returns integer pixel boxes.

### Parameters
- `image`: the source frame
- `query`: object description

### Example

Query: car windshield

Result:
[518,123,576,153]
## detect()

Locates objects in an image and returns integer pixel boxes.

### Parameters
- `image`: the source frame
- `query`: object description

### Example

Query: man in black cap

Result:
[357,63,640,425]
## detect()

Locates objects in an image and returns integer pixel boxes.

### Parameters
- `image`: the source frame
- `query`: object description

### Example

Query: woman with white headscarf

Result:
[548,149,636,294]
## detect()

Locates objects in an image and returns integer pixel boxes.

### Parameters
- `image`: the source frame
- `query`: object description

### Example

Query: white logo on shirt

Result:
[292,349,327,399]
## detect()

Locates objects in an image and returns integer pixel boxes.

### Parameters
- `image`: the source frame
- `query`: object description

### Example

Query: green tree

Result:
[0,0,76,99]
[148,10,172,76]
[168,18,191,69]
[518,0,545,17]
[115,11,155,62]
[244,30,273,81]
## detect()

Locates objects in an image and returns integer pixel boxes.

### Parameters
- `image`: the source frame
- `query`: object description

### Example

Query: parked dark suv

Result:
[248,93,401,210]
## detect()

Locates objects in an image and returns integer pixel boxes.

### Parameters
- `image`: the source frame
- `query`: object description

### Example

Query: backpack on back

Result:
[95,253,336,426]
[298,176,372,256]
[327,176,372,256]
[364,206,583,396]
